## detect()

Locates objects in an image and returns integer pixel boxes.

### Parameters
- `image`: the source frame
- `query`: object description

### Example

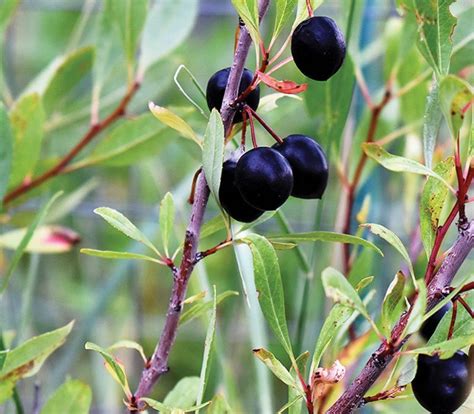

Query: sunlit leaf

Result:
[381,272,406,337]
[0,103,13,201]
[160,192,175,256]
[203,109,225,198]
[40,379,92,414]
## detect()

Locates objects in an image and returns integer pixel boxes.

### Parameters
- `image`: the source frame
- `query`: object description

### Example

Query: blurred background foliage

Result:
[0,0,472,413]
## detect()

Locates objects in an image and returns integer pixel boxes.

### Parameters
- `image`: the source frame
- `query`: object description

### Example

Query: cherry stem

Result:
[245,107,258,148]
[266,55,294,76]
[241,109,248,149]
[195,239,233,263]
[459,281,474,294]
[362,386,406,405]
[456,296,474,318]
[306,0,313,17]
[187,168,202,205]
[447,299,458,340]
[244,105,284,144]
[454,136,468,228]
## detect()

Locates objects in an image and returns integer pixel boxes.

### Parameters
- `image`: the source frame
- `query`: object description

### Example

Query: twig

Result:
[3,81,140,206]
[130,0,271,409]
[327,220,474,414]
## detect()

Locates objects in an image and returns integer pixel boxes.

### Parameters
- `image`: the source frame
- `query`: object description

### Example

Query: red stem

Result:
[241,109,248,148]
[3,82,140,206]
[306,0,314,17]
[447,299,458,340]
[245,107,258,148]
[456,296,473,317]
[245,105,284,144]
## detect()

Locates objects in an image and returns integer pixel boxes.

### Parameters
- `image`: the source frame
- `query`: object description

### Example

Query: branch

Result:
[326,220,474,414]
[3,81,140,206]
[131,1,270,408]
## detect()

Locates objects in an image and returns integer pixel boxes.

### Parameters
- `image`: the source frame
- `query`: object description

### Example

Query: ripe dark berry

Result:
[420,301,452,341]
[206,67,260,123]
[235,147,293,211]
[218,160,264,223]
[291,16,346,81]
[272,134,328,199]
[412,351,472,414]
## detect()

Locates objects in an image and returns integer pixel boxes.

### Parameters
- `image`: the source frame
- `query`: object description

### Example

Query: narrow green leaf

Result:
[112,0,147,67]
[138,0,199,78]
[258,93,302,114]
[107,339,147,363]
[173,64,208,117]
[43,47,93,115]
[310,303,355,371]
[203,109,225,199]
[361,223,415,284]
[304,54,355,151]
[0,0,19,32]
[200,214,227,239]
[85,342,131,398]
[196,287,217,411]
[422,84,442,169]
[273,0,297,41]
[207,394,232,414]
[231,0,261,46]
[439,75,473,138]
[381,272,406,337]
[142,398,210,413]
[0,351,7,371]
[0,378,14,404]
[253,348,301,392]
[408,335,474,359]
[363,143,454,192]
[0,192,62,295]
[420,157,454,258]
[0,321,73,381]
[71,113,168,169]
[0,102,13,201]
[321,267,379,336]
[244,234,294,358]
[93,207,160,257]
[40,379,92,414]
[397,357,417,386]
[268,231,383,256]
[159,192,175,257]
[179,291,238,326]
[405,279,427,336]
[149,102,201,147]
[355,276,374,291]
[163,376,200,408]
[8,93,45,187]
[80,248,162,264]
[288,352,309,414]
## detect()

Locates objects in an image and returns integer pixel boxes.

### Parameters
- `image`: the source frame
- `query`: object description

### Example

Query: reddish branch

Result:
[342,89,392,274]
[130,1,271,409]
[327,220,474,414]
[3,82,140,206]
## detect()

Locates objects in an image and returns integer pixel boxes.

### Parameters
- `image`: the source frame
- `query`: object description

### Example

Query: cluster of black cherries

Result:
[206,16,346,223]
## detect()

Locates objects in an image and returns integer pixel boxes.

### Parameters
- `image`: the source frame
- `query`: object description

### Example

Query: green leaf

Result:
[43,47,94,115]
[203,109,225,199]
[112,0,147,68]
[40,379,92,414]
[143,398,210,413]
[80,248,162,264]
[163,376,200,408]
[85,342,131,398]
[267,231,383,256]
[231,0,261,46]
[71,113,168,168]
[0,0,19,32]
[159,192,175,257]
[1,192,62,295]
[107,339,147,363]
[253,348,301,392]
[0,102,12,201]
[0,378,14,404]
[321,267,379,336]
[363,143,454,191]
[288,352,309,414]
[420,157,454,258]
[422,83,442,169]
[149,102,201,147]
[439,75,473,139]
[0,351,6,370]
[397,357,417,386]
[196,287,217,411]
[244,234,293,358]
[138,0,199,78]
[381,272,406,338]
[180,291,239,326]
[304,54,355,151]
[310,304,355,371]
[258,93,302,114]
[404,278,427,336]
[173,65,208,117]
[272,0,297,41]
[408,335,474,359]
[8,93,45,187]
[206,394,232,414]
[410,0,457,76]
[0,226,79,254]
[0,321,73,381]
[200,214,227,239]
[361,223,415,285]
[94,207,160,256]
